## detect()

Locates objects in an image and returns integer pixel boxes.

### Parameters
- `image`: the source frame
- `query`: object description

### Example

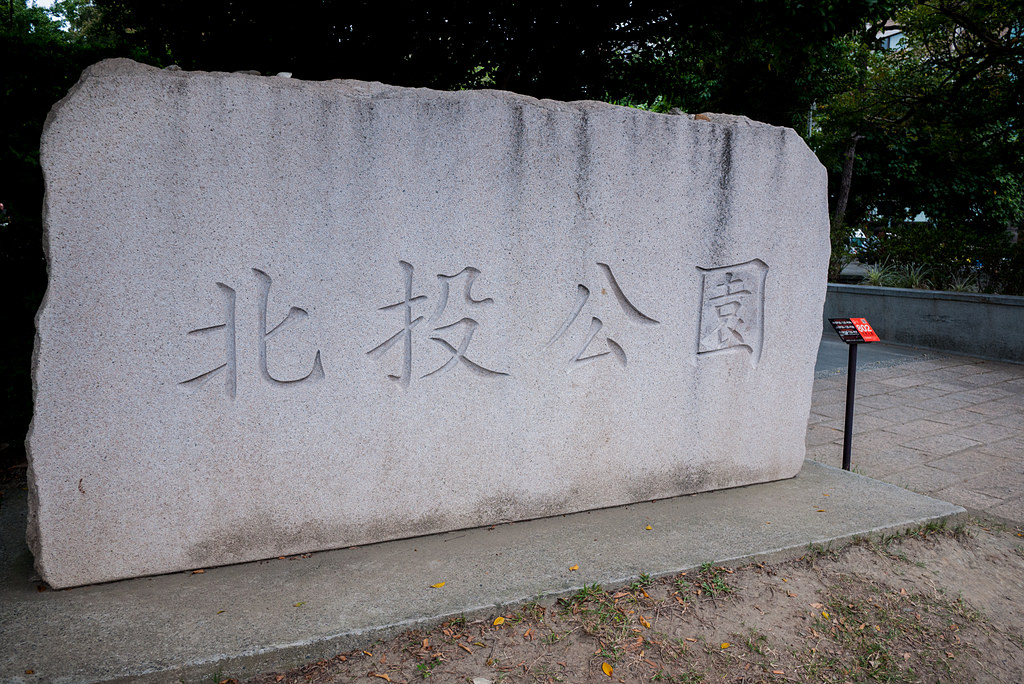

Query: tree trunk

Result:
[832,133,864,230]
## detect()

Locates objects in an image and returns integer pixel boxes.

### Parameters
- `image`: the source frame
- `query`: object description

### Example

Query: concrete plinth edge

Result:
[0,460,964,683]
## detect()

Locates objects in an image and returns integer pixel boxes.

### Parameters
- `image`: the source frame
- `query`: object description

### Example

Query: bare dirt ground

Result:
[241,518,1024,684]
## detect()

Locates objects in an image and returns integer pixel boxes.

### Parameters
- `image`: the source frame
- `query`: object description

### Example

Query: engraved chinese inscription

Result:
[546,263,660,373]
[367,261,510,387]
[181,269,324,397]
[696,259,768,367]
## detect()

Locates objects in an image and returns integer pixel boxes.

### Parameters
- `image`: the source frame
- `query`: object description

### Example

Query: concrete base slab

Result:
[0,461,964,684]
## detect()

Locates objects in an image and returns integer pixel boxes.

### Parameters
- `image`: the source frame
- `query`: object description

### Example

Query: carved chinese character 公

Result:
[547,263,660,373]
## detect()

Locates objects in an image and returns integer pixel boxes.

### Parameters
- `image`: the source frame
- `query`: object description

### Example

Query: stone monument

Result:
[28,59,829,588]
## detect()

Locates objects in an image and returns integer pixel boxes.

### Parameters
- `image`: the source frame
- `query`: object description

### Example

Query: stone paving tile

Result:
[818,413,894,434]
[806,424,843,447]
[854,393,909,411]
[958,386,1016,402]
[999,393,1024,407]
[899,433,983,457]
[807,412,831,425]
[960,369,1024,386]
[987,413,1024,429]
[840,430,901,453]
[924,450,1013,476]
[963,400,1020,417]
[1002,378,1024,392]
[812,401,850,420]
[911,395,975,413]
[951,423,1024,445]
[975,438,1024,460]
[881,419,959,439]
[890,386,945,402]
[925,381,976,394]
[865,404,934,424]
[961,467,1024,501]
[884,464,966,495]
[878,374,932,388]
[809,348,1023,522]
[811,389,848,405]
[988,497,1024,523]
[926,408,992,428]
[931,486,1006,511]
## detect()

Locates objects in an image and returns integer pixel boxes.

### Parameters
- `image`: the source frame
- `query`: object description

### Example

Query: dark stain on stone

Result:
[710,126,734,265]
[507,104,527,211]
[573,108,593,216]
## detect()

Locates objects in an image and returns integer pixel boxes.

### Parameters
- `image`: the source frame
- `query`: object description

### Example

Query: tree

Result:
[813,0,1023,291]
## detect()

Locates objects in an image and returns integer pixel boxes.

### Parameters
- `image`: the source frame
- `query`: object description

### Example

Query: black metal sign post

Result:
[828,318,880,471]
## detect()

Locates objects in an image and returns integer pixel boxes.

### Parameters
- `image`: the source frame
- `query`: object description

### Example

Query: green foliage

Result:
[813,0,1023,291]
[829,223,858,281]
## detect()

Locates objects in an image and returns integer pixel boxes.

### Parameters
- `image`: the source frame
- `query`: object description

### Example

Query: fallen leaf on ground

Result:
[523,628,533,640]
[369,674,390,682]
[773,670,784,675]
[684,637,697,642]
[721,642,730,649]
[431,582,446,588]
[822,611,830,618]
[459,644,472,654]
[601,662,614,676]
[569,564,579,571]
[817,509,826,512]
[492,616,505,626]
[645,525,652,530]
[192,569,205,574]
[275,676,284,682]
[639,616,651,628]
[293,602,305,607]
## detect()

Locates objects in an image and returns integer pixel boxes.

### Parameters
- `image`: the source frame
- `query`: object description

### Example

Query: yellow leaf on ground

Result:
[823,611,830,619]
[639,616,651,629]
[569,565,579,571]
[721,642,730,649]
[459,643,472,654]
[601,662,614,677]
[817,509,826,513]
[431,582,446,588]
[645,525,652,530]
[369,674,391,682]
[293,602,305,607]
[492,616,505,626]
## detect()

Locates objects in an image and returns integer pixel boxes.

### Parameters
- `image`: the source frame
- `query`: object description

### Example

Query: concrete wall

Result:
[824,284,1024,363]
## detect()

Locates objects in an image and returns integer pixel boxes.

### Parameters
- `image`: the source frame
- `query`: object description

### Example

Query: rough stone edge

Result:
[78,464,966,684]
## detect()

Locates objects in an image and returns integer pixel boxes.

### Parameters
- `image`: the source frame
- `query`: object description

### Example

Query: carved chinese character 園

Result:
[547,263,660,372]
[181,269,324,397]
[697,258,768,367]
[367,261,509,387]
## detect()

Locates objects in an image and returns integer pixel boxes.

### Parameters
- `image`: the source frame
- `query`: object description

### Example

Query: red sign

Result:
[850,318,880,342]
[829,317,879,344]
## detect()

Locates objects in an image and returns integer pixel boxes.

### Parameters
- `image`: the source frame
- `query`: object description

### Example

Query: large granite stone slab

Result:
[29,58,829,588]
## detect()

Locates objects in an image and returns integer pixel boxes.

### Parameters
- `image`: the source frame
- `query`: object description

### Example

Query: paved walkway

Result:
[808,343,1024,523]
